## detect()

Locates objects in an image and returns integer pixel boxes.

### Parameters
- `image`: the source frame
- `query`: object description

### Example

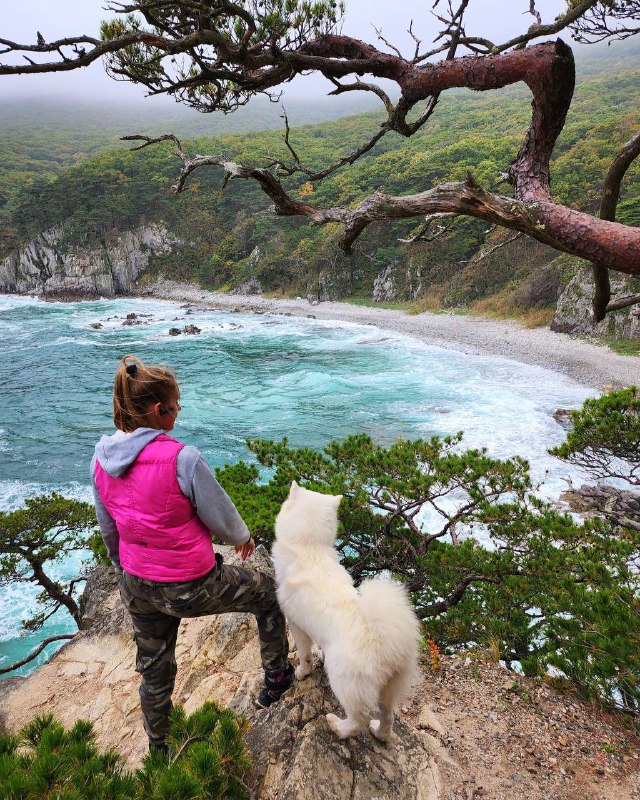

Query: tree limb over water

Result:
[2,1,640,312]
[0,634,75,676]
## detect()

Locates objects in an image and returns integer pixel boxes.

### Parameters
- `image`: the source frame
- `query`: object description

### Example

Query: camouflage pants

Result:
[119,556,288,748]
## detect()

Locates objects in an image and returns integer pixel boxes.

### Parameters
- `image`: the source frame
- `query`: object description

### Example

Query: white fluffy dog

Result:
[272,481,420,742]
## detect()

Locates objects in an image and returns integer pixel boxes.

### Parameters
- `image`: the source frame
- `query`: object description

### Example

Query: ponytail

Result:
[113,355,179,432]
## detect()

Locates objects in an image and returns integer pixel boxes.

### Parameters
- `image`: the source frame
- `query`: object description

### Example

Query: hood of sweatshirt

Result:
[93,427,164,477]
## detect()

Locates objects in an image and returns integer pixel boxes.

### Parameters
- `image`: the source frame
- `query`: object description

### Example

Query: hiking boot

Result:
[255,662,295,708]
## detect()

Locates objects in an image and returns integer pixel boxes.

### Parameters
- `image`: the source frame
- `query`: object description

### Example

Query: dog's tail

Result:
[357,577,421,702]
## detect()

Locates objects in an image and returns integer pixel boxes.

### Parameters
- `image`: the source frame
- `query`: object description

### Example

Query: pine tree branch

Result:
[593,130,640,321]
[418,574,500,616]
[0,634,74,676]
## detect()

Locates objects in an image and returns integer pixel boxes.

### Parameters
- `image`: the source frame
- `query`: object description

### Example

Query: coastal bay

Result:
[143,280,640,391]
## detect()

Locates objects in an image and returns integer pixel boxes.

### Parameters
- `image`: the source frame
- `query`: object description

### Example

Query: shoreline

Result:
[137,279,640,391]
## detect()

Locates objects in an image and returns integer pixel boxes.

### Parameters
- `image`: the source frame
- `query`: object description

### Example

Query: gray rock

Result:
[373,264,397,302]
[560,484,640,525]
[553,408,574,429]
[168,327,182,336]
[78,565,127,634]
[237,669,453,800]
[373,263,425,302]
[0,222,178,297]
[232,275,263,295]
[552,267,640,340]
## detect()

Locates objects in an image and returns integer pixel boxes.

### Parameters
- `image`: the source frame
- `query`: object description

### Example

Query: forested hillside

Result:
[0,93,376,230]
[2,41,639,318]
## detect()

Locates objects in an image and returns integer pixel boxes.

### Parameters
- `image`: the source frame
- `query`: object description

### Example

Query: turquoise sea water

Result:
[0,293,594,677]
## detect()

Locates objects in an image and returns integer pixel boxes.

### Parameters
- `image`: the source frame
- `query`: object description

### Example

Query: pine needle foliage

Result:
[217,427,639,712]
[0,702,251,800]
[0,493,100,631]
[549,387,640,713]
[550,385,640,485]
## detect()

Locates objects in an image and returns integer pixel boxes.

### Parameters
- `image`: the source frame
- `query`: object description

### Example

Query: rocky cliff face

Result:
[1,545,639,799]
[552,267,640,339]
[373,264,425,302]
[0,223,176,297]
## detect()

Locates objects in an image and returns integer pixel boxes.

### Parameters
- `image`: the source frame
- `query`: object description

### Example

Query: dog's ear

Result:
[289,480,300,498]
[332,494,343,508]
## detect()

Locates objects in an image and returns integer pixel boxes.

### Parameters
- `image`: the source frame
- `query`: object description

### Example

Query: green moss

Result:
[603,338,640,356]
[343,297,418,311]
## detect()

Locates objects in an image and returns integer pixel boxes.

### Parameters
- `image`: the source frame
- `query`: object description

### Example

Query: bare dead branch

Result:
[327,76,394,115]
[0,634,75,676]
[129,132,640,273]
[0,33,140,73]
[571,0,640,44]
[472,0,600,54]
[592,130,640,321]
[469,232,523,264]
[373,25,404,59]
[280,107,304,171]
[398,213,458,244]
[418,574,500,614]
[527,1,542,27]
[407,20,422,61]
[605,294,640,314]
[600,131,640,224]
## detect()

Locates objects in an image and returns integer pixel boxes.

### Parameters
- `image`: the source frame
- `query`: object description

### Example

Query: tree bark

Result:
[0,634,75,676]
[30,561,81,627]
[593,131,640,320]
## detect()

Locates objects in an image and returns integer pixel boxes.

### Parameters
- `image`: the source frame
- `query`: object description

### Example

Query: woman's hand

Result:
[235,537,255,561]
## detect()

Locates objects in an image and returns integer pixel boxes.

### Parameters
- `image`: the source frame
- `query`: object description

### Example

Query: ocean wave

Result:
[0,480,93,512]
[0,294,46,313]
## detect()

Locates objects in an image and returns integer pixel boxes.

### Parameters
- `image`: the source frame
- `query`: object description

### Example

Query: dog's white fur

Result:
[272,481,420,742]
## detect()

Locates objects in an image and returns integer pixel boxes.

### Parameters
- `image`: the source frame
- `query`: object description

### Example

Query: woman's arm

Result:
[177,446,251,547]
[90,456,122,572]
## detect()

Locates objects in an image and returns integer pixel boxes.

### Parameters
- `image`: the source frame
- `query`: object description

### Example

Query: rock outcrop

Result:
[552,267,640,339]
[1,546,639,799]
[232,276,263,296]
[0,222,176,297]
[373,264,425,302]
[560,483,640,528]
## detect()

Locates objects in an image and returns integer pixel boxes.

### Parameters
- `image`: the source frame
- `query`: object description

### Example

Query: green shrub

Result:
[0,702,251,800]
[217,429,639,712]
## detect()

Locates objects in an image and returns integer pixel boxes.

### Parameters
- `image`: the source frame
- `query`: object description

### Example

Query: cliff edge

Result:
[1,548,638,800]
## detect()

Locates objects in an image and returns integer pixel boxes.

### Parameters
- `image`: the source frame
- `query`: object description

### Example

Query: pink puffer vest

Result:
[94,434,216,582]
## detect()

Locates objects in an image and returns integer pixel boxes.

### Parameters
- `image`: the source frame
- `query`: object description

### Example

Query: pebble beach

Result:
[143,279,640,392]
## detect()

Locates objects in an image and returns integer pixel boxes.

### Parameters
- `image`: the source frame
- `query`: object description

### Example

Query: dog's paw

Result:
[295,663,312,680]
[369,719,390,743]
[325,713,343,737]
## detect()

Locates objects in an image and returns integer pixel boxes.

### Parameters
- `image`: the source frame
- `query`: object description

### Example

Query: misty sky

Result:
[0,1,585,103]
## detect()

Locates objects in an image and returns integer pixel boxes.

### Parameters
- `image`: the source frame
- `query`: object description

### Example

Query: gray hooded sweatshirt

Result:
[91,428,250,572]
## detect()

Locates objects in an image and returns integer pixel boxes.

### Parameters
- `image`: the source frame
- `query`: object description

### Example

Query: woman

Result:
[91,355,293,752]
